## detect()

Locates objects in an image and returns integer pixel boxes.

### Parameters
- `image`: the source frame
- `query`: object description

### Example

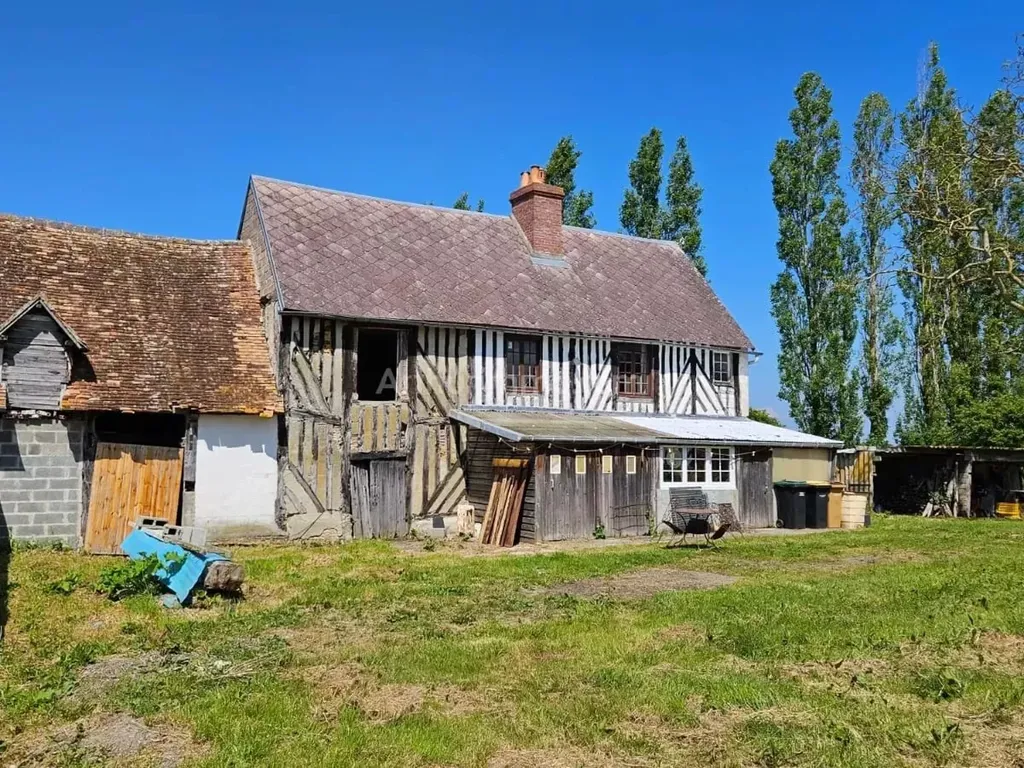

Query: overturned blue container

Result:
[121,529,228,603]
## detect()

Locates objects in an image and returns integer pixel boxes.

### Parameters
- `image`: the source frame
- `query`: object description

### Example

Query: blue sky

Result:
[0,1,1018,423]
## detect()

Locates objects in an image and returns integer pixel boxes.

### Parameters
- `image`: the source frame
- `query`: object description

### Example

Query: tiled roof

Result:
[249,177,754,350]
[0,214,282,414]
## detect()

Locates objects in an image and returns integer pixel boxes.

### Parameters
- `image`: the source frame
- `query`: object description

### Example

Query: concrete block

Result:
[32,512,70,526]
[32,490,68,502]
[45,523,79,538]
[13,501,46,515]
[47,479,80,491]
[32,431,56,444]
[0,513,34,527]
[11,524,46,538]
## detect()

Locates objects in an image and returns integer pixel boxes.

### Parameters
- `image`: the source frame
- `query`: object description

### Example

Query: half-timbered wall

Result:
[470,328,745,416]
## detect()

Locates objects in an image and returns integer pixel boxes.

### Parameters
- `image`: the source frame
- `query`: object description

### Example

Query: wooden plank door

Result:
[84,443,184,555]
[738,450,773,529]
[372,459,409,538]
[350,459,408,538]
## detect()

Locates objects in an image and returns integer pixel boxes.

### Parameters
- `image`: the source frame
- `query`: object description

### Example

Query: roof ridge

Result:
[251,175,514,221]
[0,212,246,246]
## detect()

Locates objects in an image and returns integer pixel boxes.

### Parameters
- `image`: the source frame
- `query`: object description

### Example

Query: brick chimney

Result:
[510,165,565,256]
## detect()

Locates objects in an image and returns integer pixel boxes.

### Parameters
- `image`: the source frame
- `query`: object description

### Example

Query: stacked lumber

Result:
[479,458,530,546]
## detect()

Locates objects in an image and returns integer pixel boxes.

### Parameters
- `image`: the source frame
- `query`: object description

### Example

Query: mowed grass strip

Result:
[2,516,1024,766]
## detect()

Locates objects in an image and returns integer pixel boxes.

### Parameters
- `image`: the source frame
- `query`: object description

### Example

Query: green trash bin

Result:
[774,481,810,529]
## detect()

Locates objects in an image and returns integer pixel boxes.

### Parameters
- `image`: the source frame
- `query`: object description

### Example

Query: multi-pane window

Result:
[505,335,541,393]
[710,447,731,483]
[712,351,732,384]
[661,446,733,487]
[616,344,651,397]
[686,447,707,483]
[662,447,684,484]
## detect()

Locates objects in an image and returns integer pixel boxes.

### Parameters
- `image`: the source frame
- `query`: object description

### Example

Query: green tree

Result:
[662,136,707,276]
[545,136,596,228]
[748,408,784,427]
[852,93,901,446]
[620,128,709,276]
[769,72,860,444]
[453,193,484,212]
[620,128,664,239]
[895,45,974,443]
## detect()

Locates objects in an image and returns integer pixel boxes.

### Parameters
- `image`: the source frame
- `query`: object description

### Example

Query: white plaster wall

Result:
[738,354,750,417]
[194,415,280,538]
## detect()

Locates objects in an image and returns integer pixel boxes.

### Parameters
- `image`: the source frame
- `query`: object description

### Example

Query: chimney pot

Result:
[510,165,565,256]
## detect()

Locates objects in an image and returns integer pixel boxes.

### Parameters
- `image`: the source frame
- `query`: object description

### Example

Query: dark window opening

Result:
[505,335,541,393]
[93,412,186,448]
[615,343,652,397]
[357,328,399,401]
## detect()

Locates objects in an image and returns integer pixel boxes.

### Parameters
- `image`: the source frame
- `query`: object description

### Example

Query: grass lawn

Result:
[2,516,1024,767]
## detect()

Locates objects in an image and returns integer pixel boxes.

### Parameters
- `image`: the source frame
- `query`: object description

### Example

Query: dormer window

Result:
[0,297,86,411]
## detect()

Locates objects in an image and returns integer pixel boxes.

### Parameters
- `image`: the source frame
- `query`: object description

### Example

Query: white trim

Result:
[660,445,735,489]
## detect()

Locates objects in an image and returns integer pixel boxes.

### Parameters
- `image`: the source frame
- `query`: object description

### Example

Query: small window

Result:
[615,343,652,398]
[662,447,684,484]
[550,455,561,475]
[575,455,587,475]
[505,335,542,393]
[686,447,707,483]
[357,328,399,400]
[602,455,613,474]
[710,447,731,483]
[626,455,637,475]
[712,351,732,384]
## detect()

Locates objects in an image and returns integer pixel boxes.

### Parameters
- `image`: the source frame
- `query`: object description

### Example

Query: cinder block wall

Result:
[0,417,85,547]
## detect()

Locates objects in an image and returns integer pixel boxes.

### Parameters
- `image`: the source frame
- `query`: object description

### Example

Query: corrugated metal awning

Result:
[450,408,842,448]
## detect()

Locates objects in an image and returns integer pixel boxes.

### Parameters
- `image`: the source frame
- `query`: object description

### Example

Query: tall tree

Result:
[452,193,484,212]
[852,93,900,445]
[769,73,860,444]
[545,136,596,228]
[662,136,708,277]
[620,128,709,276]
[620,128,665,239]
[895,45,973,443]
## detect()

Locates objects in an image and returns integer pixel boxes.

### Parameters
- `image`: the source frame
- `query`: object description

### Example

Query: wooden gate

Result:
[350,459,409,538]
[84,443,184,555]
[738,449,774,529]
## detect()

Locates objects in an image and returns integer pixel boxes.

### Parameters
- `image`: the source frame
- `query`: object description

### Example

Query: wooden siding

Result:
[84,443,184,554]
[470,328,739,416]
[464,428,537,542]
[1,310,70,410]
[534,447,653,541]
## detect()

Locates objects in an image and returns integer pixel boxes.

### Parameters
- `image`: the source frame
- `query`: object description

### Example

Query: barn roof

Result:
[0,214,282,415]
[246,176,754,350]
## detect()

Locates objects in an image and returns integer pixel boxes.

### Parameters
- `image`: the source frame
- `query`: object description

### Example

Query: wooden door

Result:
[85,443,184,555]
[738,450,773,529]
[350,459,409,538]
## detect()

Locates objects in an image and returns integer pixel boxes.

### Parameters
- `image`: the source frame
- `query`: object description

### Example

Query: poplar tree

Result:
[453,193,484,212]
[895,45,973,442]
[620,128,709,276]
[662,136,708,277]
[852,93,900,445]
[545,136,595,228]
[769,73,860,443]
[620,128,665,239]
